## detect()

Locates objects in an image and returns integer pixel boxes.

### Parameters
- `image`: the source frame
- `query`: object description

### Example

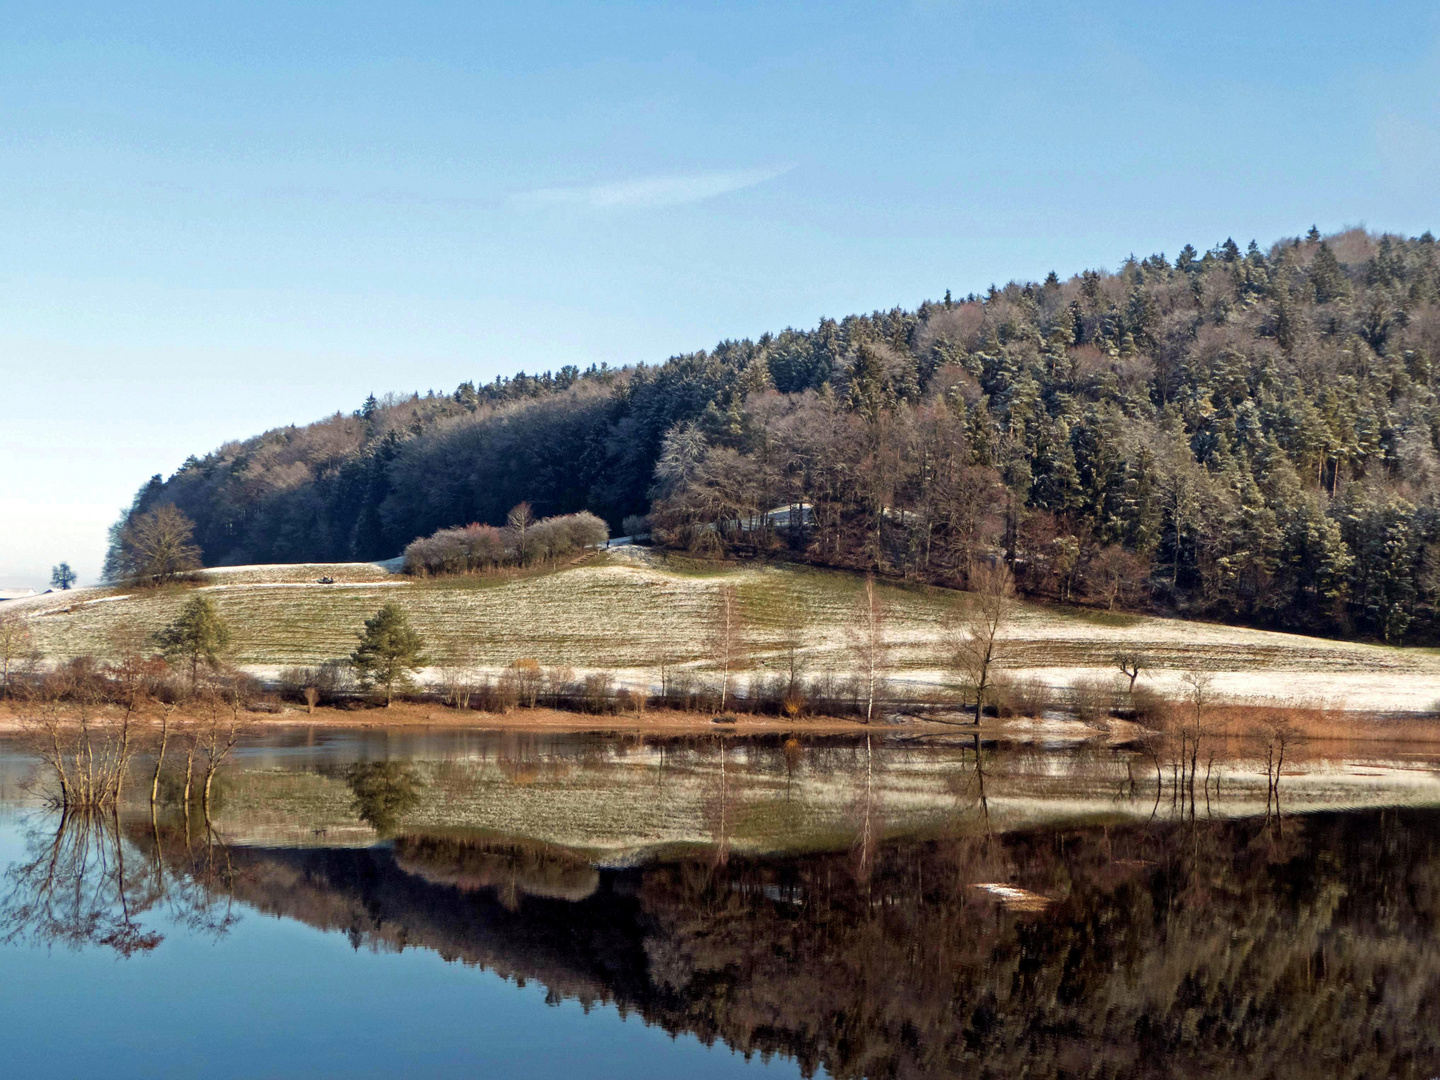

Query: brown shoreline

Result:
[0,700,886,737]
[3,698,1440,744]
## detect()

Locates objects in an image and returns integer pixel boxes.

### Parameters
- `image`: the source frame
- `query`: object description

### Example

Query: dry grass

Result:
[9,549,1440,714]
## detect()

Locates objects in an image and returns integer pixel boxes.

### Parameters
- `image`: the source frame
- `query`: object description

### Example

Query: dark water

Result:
[3,729,1439,1079]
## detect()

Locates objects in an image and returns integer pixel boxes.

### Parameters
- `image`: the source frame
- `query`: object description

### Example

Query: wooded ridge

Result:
[114,227,1440,642]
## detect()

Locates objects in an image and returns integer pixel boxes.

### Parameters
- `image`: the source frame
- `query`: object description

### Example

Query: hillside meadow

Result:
[9,548,1440,715]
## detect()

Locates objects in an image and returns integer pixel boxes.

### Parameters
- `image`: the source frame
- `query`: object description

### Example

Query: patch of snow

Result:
[972,883,1053,911]
[200,581,411,592]
[205,561,400,576]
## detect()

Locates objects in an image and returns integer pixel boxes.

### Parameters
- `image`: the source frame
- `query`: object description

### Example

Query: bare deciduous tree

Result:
[151,701,179,804]
[507,501,535,564]
[949,563,1014,725]
[19,667,140,809]
[1084,546,1151,610]
[511,658,543,708]
[1115,651,1149,693]
[1259,711,1298,821]
[709,583,747,713]
[1174,669,1215,816]
[197,682,243,814]
[846,575,888,723]
[439,644,483,711]
[778,589,810,718]
[104,504,202,586]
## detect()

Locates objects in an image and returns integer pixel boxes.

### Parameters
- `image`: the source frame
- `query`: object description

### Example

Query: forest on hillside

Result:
[116,227,1440,642]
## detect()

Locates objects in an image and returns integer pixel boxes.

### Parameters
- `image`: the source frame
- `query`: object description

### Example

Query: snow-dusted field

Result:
[10,548,1440,714]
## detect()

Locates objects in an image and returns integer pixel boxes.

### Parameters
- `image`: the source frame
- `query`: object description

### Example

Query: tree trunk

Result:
[151,716,170,804]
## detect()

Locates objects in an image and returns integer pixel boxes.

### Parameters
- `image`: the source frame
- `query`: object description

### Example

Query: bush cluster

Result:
[402,511,608,577]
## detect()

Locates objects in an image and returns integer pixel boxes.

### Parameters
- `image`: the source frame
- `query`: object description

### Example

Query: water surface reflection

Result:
[2,730,1438,1078]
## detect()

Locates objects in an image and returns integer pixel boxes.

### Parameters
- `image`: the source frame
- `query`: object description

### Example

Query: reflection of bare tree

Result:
[705,736,733,867]
[157,818,241,940]
[945,732,990,830]
[1,810,162,956]
[781,737,802,798]
[850,733,885,882]
[0,807,243,957]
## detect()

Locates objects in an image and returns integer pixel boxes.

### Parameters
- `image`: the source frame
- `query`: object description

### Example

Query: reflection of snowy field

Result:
[13,551,1440,714]
[191,733,1440,863]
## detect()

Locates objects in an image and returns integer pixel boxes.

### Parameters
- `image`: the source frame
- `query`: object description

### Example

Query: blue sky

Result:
[2,1,1438,588]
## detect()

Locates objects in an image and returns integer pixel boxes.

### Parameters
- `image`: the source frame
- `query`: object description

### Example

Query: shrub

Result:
[403,512,609,577]
[511,658,543,707]
[994,675,1051,718]
[620,513,651,538]
[581,672,614,713]
[1067,675,1116,724]
[544,665,576,706]
[1127,683,1172,724]
[781,687,807,719]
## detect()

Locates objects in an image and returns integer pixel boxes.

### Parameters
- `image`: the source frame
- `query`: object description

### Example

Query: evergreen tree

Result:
[351,602,428,707]
[1310,242,1348,304]
[156,594,232,688]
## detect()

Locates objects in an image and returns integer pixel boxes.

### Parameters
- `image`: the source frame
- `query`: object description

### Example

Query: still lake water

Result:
[3,726,1440,1079]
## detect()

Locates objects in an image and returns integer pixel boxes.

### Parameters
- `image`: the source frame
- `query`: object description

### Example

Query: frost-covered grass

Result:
[16,548,1440,711]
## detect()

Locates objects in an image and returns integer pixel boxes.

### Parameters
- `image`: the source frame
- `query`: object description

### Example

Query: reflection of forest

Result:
[139,811,1440,1079]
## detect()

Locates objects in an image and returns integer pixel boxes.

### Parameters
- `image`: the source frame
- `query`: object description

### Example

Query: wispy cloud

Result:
[512,165,793,210]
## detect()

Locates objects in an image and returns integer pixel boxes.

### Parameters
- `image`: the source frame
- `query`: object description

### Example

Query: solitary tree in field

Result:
[351,603,428,707]
[105,505,202,585]
[155,595,231,689]
[50,563,77,591]
[949,562,1014,725]
[1115,651,1148,693]
[709,583,747,712]
[847,575,889,723]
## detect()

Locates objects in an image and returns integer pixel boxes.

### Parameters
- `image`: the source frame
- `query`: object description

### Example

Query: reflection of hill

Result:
[179,814,1440,1079]
[392,836,600,904]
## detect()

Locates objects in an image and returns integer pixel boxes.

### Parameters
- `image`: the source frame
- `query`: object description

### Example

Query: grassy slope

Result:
[12,549,1440,711]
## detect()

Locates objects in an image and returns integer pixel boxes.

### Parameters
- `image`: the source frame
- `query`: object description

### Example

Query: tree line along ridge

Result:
[108,227,1440,643]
